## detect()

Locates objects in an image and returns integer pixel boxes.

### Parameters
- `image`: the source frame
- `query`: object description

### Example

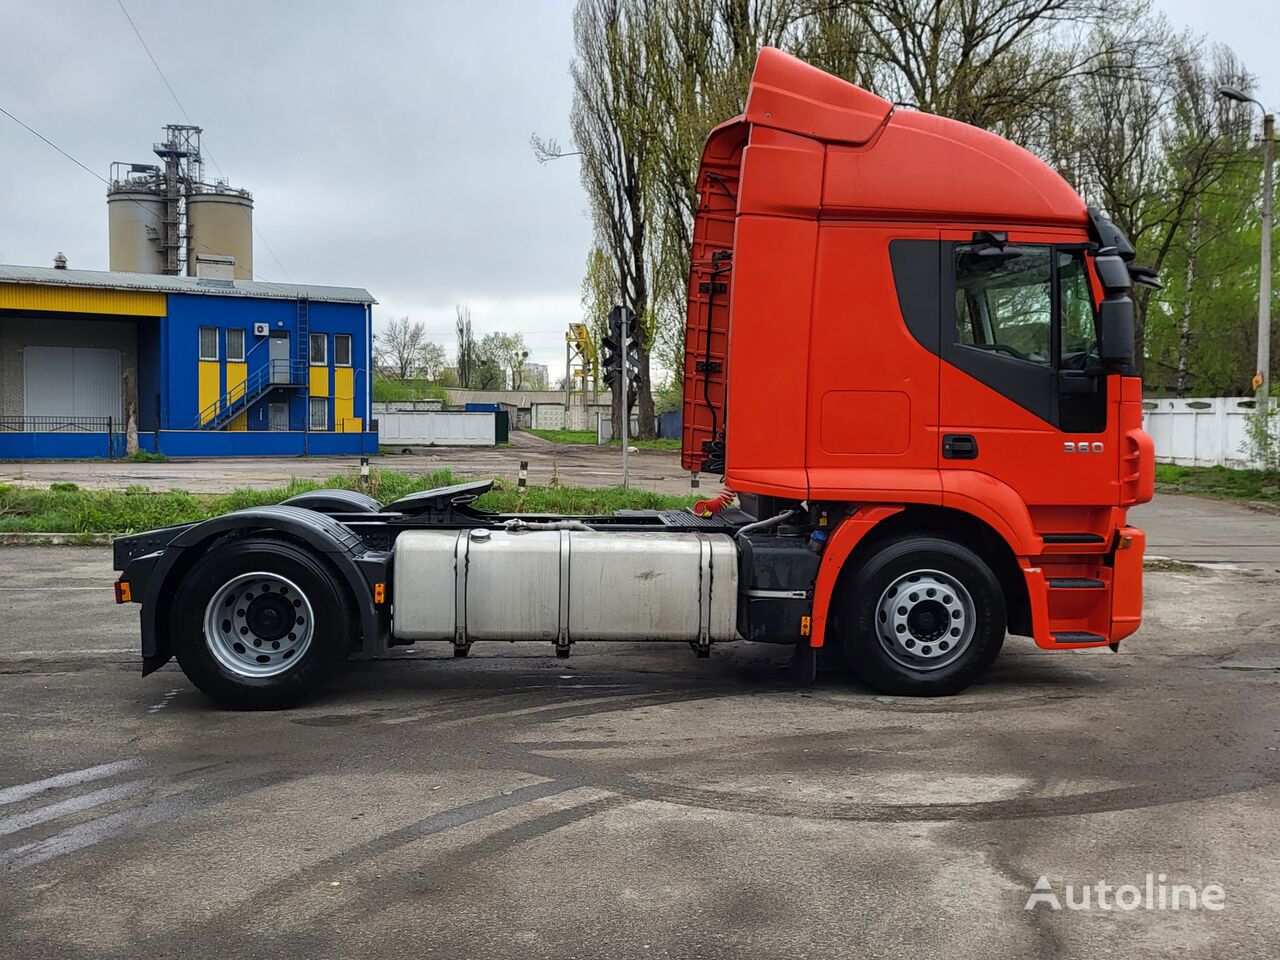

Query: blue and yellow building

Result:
[0,264,377,458]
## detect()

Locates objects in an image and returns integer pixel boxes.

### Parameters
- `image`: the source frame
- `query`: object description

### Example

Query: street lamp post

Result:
[1219,86,1275,407]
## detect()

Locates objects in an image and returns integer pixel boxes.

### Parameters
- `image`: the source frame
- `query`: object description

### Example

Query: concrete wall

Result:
[373,400,445,413]
[0,315,137,418]
[1143,397,1276,470]
[378,411,495,446]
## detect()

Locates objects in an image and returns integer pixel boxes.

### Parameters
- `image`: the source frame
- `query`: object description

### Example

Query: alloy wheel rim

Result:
[874,568,975,672]
[203,571,314,678]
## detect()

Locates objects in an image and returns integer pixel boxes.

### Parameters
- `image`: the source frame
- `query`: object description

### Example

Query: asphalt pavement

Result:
[0,491,1277,958]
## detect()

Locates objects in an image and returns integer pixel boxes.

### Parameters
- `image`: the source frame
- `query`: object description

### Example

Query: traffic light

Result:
[601,305,641,391]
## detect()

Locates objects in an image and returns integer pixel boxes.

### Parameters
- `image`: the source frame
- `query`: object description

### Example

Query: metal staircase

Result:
[195,359,306,429]
[194,297,313,430]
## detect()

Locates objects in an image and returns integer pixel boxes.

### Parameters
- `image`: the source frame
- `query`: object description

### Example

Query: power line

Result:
[115,0,293,281]
[115,0,192,125]
[0,101,265,278]
[0,104,112,187]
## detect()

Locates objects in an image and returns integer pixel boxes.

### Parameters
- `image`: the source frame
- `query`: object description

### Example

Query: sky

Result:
[0,0,1276,376]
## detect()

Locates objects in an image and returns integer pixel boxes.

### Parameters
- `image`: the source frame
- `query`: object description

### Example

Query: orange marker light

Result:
[373,582,386,604]
[800,615,811,637]
[114,580,132,604]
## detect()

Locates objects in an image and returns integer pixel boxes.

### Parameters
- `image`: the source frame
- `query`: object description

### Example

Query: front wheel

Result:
[837,536,1006,696]
[170,537,353,709]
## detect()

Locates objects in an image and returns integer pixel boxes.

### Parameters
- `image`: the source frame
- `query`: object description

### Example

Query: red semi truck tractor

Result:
[113,49,1155,709]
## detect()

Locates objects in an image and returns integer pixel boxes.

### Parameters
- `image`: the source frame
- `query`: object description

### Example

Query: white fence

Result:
[1142,397,1274,469]
[377,411,496,447]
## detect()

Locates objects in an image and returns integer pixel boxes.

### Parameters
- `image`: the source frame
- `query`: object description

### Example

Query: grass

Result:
[528,428,597,444]
[1154,464,1280,504]
[527,428,681,450]
[0,468,698,535]
[123,450,170,463]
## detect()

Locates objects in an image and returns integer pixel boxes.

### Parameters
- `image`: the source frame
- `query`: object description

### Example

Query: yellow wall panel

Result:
[198,360,220,424]
[226,361,248,431]
[334,366,354,431]
[0,284,165,316]
[310,365,329,398]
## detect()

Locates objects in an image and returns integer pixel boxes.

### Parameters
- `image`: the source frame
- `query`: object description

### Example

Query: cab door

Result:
[937,228,1115,510]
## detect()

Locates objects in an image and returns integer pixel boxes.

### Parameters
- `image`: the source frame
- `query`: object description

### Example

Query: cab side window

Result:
[954,245,1053,365]
[1058,250,1099,369]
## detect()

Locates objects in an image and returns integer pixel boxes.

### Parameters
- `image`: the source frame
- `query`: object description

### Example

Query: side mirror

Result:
[1098,297,1135,372]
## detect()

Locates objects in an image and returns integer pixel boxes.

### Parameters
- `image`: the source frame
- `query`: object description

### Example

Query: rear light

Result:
[114,580,132,604]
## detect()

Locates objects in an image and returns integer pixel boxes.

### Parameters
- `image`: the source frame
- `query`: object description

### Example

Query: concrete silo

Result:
[107,166,166,274]
[107,126,255,278]
[187,187,254,280]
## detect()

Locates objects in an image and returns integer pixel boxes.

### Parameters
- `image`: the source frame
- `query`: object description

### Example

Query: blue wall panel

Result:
[163,295,370,431]
[152,430,378,457]
[136,316,163,431]
[0,433,116,459]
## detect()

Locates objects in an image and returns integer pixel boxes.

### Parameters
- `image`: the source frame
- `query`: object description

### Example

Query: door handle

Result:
[943,434,978,459]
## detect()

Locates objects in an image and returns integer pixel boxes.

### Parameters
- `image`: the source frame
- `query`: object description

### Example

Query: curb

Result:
[0,532,113,546]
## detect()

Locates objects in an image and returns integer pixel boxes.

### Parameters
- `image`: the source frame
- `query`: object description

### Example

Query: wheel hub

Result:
[203,572,313,678]
[245,592,294,641]
[875,569,975,672]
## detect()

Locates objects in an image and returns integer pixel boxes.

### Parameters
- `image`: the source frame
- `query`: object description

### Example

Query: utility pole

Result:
[602,306,637,489]
[620,319,629,489]
[1260,112,1274,406]
[1218,86,1274,406]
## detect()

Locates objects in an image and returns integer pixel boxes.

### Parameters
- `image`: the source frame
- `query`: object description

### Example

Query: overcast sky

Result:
[0,0,1276,375]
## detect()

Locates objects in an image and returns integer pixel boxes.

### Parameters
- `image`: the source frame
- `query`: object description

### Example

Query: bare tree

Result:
[375,316,427,380]
[535,0,660,438]
[1067,33,1252,370]
[455,304,476,389]
[417,340,448,382]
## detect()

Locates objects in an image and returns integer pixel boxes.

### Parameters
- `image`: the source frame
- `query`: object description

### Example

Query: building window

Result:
[226,328,246,362]
[199,326,219,361]
[334,333,352,367]
[309,397,328,430]
[310,333,327,366]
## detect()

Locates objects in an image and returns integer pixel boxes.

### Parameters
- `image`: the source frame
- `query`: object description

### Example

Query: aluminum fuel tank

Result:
[392,529,739,645]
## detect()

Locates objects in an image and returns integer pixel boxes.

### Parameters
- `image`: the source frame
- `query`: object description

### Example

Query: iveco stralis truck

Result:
[113,48,1155,708]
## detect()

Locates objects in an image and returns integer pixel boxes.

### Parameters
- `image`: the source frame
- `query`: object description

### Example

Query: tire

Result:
[837,536,1005,696]
[170,537,354,709]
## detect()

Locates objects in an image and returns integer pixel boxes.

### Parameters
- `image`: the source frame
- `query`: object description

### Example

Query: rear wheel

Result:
[170,537,353,709]
[838,536,1005,695]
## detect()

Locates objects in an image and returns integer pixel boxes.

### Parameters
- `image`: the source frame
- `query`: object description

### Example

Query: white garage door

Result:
[24,346,123,422]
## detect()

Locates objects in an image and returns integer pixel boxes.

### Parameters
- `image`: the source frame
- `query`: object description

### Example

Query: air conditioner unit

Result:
[253,323,270,337]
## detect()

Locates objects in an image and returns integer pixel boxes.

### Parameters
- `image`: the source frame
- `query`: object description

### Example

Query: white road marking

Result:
[148,690,181,713]
[0,779,156,837]
[0,758,146,808]
[1,649,135,657]
[0,586,112,592]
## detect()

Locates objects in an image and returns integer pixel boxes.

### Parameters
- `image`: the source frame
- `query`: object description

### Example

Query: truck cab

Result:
[681,48,1154,680]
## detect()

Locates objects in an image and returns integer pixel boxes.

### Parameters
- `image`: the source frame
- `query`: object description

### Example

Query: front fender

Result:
[808,505,904,648]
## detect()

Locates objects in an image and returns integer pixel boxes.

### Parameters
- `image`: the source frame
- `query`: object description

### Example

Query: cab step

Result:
[1051,631,1107,644]
[1046,577,1105,589]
